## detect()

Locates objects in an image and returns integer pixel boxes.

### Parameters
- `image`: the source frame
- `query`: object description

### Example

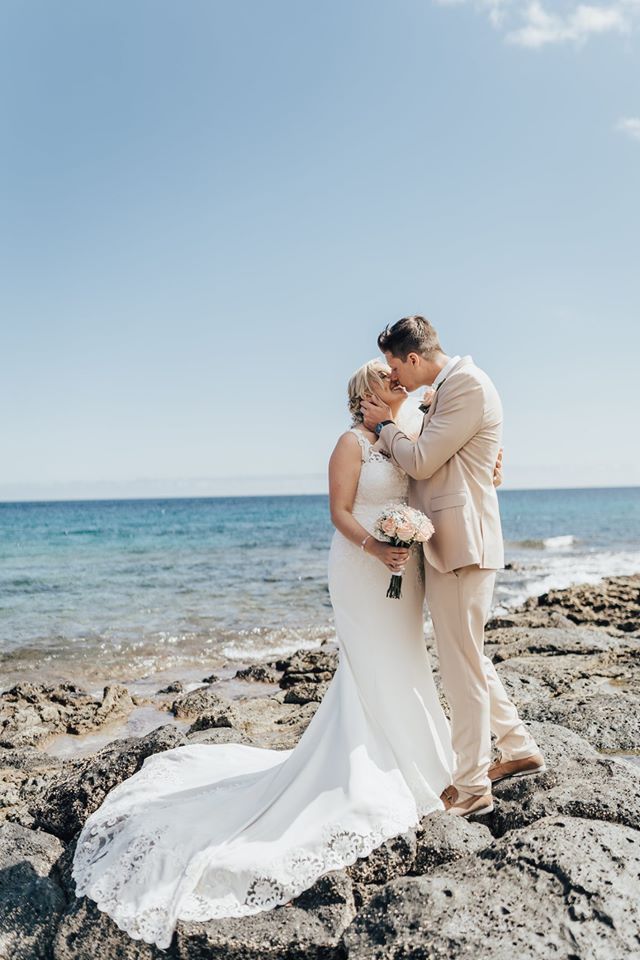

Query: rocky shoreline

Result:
[1,574,640,959]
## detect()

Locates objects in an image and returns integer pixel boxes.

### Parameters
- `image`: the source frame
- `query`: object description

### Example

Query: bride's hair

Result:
[347,359,390,424]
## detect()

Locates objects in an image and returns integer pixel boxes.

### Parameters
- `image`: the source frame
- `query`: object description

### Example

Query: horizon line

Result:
[1,483,640,507]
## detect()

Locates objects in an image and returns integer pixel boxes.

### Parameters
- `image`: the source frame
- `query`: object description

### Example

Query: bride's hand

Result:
[367,540,410,572]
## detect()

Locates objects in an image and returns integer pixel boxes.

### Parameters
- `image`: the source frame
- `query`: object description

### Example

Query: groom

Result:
[362,315,545,818]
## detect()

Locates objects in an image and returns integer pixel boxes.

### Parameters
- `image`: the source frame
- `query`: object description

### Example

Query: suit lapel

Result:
[419,386,440,435]
[418,356,471,436]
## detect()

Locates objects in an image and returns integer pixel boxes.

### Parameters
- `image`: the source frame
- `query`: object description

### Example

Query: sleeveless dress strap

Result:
[350,428,370,463]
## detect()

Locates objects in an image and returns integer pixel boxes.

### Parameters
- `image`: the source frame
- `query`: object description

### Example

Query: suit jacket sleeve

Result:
[378,378,484,480]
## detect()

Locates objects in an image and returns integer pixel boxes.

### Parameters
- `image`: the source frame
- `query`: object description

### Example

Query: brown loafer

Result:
[448,793,494,818]
[440,785,459,810]
[489,752,546,784]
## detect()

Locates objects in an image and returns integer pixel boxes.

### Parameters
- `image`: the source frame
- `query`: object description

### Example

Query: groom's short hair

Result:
[377,315,442,360]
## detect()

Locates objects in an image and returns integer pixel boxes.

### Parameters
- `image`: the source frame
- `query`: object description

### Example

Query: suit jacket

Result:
[377,356,504,574]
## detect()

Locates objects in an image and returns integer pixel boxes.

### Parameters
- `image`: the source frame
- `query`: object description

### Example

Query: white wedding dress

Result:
[72,427,453,950]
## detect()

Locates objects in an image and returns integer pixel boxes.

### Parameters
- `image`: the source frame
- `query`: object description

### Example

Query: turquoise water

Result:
[1,488,639,689]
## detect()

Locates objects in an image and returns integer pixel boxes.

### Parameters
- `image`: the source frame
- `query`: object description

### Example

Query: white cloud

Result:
[434,0,640,47]
[616,116,640,139]
[507,3,629,47]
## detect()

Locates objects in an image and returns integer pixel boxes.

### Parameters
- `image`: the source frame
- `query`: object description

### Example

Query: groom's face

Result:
[383,350,423,392]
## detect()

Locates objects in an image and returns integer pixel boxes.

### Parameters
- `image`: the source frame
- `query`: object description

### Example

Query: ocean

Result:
[1,488,640,694]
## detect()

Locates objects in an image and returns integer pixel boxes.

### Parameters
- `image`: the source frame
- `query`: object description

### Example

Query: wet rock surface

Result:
[0,683,134,750]
[1,575,639,959]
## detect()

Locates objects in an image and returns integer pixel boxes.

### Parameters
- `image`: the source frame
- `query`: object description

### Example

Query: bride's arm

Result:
[328,433,409,573]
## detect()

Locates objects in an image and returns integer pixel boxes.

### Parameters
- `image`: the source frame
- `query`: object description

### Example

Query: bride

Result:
[72,360,469,949]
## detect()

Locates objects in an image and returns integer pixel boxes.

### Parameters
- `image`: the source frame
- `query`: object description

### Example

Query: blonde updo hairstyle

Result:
[347,358,390,425]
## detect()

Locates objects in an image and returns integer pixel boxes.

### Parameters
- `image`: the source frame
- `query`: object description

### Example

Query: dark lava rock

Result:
[348,815,492,903]
[53,897,172,960]
[201,674,220,684]
[282,682,330,705]
[172,686,233,721]
[495,650,639,704]
[487,721,640,837]
[157,681,184,695]
[485,625,639,661]
[175,870,355,960]
[188,710,234,733]
[522,692,640,751]
[30,724,188,842]
[0,747,64,827]
[234,665,279,684]
[348,830,417,887]
[524,574,640,634]
[278,649,338,690]
[412,811,492,873]
[486,608,574,632]
[0,682,134,749]
[493,665,553,707]
[344,816,640,959]
[0,821,67,960]
[186,727,247,746]
[66,685,134,736]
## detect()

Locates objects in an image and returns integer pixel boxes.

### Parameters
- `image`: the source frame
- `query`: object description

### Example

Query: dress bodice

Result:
[349,428,408,533]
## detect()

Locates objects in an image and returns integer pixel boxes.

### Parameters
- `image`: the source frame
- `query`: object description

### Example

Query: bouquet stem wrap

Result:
[386,539,411,599]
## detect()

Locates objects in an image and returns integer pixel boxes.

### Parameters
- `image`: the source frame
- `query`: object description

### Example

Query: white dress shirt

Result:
[432,355,461,391]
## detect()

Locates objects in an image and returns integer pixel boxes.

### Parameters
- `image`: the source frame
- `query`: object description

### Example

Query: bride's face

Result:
[370,369,407,407]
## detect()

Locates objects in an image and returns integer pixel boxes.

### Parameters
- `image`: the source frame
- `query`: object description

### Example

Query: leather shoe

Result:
[448,793,494,818]
[489,752,546,784]
[440,785,459,810]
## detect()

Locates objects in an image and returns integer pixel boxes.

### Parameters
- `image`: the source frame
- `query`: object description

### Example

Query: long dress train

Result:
[72,428,453,949]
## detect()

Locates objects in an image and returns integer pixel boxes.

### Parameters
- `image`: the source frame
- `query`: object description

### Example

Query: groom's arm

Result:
[379,379,484,480]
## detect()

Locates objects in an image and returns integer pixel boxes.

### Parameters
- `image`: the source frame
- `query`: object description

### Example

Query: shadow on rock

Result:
[0,821,67,960]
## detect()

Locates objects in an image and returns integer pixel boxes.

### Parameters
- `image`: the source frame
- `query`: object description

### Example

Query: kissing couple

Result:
[72,314,546,950]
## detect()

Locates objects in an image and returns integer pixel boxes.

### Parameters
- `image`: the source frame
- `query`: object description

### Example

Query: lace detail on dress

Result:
[73,783,441,949]
[347,429,408,532]
[350,427,388,464]
[73,816,170,943]
[178,796,439,919]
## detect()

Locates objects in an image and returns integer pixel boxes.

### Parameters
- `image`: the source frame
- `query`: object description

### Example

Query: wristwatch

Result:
[374,419,393,437]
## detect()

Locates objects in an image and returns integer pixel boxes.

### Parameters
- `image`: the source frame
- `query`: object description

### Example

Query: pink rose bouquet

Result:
[373,504,435,599]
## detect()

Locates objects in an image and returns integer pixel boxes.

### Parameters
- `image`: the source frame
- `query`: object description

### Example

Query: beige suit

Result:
[378,356,538,797]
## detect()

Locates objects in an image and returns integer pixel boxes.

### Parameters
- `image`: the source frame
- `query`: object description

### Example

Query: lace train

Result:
[73,761,440,948]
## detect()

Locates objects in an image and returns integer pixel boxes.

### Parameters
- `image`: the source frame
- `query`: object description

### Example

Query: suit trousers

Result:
[425,563,539,797]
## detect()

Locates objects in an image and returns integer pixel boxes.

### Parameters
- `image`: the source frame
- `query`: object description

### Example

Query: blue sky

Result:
[1,0,639,499]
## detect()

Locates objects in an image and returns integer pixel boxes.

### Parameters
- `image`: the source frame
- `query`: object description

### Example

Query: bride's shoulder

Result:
[333,428,362,451]
[331,427,373,462]
[340,426,376,447]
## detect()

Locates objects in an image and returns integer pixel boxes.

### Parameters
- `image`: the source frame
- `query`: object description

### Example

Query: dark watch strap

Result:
[374,419,394,436]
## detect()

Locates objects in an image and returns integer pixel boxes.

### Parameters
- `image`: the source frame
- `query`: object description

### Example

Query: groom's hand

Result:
[361,395,392,431]
[493,448,504,488]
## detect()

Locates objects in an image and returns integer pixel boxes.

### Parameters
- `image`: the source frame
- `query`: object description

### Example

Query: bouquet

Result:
[374,504,435,599]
